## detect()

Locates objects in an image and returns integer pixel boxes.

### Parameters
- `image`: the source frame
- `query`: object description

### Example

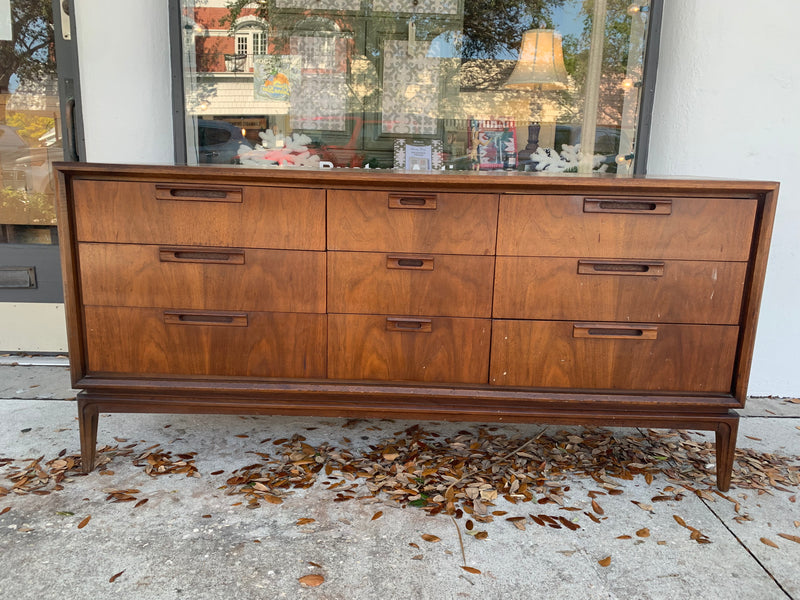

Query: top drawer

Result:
[327,190,498,254]
[497,195,757,261]
[71,180,325,250]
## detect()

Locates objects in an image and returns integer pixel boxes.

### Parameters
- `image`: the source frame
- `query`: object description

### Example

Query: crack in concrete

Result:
[699,496,795,600]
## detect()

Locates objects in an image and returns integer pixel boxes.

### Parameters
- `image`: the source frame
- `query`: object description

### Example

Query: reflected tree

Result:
[0,0,55,120]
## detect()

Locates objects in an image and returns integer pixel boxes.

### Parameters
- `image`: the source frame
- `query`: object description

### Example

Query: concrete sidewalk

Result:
[1,364,798,600]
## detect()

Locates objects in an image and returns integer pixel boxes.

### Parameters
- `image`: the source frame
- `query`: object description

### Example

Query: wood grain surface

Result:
[79,243,326,313]
[493,257,747,324]
[497,195,757,260]
[490,320,739,392]
[73,179,325,250]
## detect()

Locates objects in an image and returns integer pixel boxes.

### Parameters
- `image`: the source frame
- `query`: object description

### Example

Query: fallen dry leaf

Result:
[411,554,423,560]
[778,533,800,544]
[298,574,324,587]
[77,515,91,529]
[0,507,10,515]
[591,499,604,515]
[109,570,125,583]
[636,528,651,538]
[421,534,441,543]
[371,511,383,521]
[598,556,612,567]
[308,561,322,568]
[760,537,779,548]
[461,566,481,575]
[296,518,316,526]
[134,499,148,508]
[673,515,687,528]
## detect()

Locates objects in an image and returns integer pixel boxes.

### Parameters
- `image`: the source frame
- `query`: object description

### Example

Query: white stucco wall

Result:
[72,1,800,396]
[648,0,800,396]
[74,0,174,163]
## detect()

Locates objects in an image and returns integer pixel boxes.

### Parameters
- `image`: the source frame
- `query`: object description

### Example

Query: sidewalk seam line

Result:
[700,496,795,600]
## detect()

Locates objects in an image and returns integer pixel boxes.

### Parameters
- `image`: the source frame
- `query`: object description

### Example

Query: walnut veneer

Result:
[55,163,778,491]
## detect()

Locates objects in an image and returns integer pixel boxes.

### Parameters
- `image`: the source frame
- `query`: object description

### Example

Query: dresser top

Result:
[54,162,780,197]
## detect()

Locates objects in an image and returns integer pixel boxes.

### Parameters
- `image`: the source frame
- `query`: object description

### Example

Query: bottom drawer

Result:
[490,320,739,393]
[84,306,326,378]
[328,314,491,384]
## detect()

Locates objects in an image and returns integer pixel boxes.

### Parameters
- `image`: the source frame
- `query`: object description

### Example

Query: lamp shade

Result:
[505,29,569,89]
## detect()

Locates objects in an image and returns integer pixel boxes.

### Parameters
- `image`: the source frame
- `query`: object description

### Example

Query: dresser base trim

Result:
[77,392,740,491]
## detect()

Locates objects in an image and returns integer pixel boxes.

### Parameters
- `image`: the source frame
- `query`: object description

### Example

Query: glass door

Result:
[0,0,83,352]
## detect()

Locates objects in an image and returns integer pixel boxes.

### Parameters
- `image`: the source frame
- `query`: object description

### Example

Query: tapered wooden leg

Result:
[715,414,739,492]
[78,396,99,473]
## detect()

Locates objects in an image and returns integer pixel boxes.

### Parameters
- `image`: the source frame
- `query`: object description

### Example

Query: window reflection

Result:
[180,0,652,174]
[1,4,61,245]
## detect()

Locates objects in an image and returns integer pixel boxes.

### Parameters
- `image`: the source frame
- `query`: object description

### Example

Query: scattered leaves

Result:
[296,518,316,526]
[636,528,651,538]
[778,533,800,544]
[760,537,779,548]
[109,570,125,583]
[371,511,383,521]
[421,534,441,543]
[77,515,91,529]
[598,556,612,567]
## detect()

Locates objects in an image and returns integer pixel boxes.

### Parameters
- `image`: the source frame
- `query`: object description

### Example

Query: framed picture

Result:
[468,118,517,170]
[393,139,444,170]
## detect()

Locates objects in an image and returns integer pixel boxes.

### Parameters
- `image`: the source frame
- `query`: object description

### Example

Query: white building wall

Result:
[74,0,174,163]
[72,1,800,396]
[648,0,800,396]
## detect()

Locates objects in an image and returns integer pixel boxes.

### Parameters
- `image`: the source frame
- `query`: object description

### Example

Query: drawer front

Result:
[327,190,498,254]
[328,314,491,383]
[84,307,326,378]
[497,195,757,261]
[328,251,494,317]
[72,180,325,250]
[494,257,747,324]
[490,320,738,392]
[79,243,326,313]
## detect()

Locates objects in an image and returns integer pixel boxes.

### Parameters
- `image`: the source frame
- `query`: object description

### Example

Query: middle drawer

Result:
[79,243,326,313]
[494,256,747,324]
[328,251,494,318]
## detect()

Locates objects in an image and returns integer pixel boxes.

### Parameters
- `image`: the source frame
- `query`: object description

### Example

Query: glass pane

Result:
[0,0,62,245]
[179,0,653,174]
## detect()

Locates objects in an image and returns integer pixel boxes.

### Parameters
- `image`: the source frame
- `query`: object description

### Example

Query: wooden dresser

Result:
[54,163,778,491]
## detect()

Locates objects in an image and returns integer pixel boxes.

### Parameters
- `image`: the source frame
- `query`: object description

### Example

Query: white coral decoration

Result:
[237,131,320,168]
[531,144,609,173]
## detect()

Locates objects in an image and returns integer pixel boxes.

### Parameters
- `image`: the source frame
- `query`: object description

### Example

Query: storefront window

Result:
[175,0,659,174]
[1,1,61,245]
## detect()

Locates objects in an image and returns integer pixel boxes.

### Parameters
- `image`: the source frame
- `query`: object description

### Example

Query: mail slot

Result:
[0,267,36,289]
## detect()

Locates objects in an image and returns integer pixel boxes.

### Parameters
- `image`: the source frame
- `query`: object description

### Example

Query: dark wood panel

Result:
[328,314,491,383]
[327,190,498,254]
[490,320,739,392]
[72,180,325,250]
[328,251,494,317]
[84,307,326,378]
[494,257,747,324]
[497,195,757,260]
[79,243,325,313]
